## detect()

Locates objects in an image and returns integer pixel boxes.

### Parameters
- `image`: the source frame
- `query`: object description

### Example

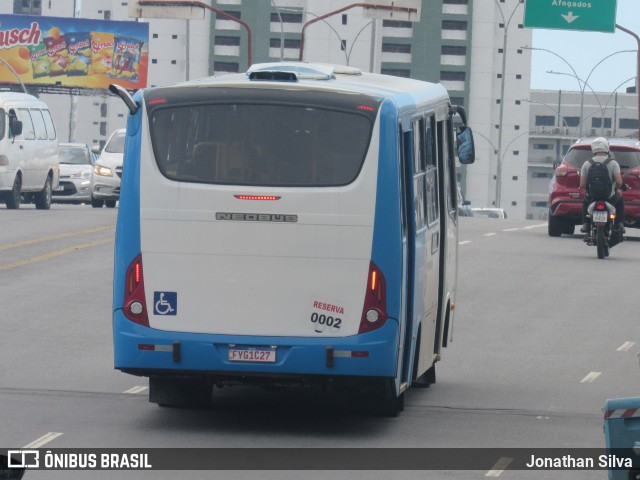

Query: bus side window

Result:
[446,119,458,215]
[426,116,439,224]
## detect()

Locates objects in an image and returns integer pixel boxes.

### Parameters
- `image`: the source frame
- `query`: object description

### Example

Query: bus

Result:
[110,63,475,416]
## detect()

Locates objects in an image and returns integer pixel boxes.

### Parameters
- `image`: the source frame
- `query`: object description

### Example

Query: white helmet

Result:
[591,137,609,154]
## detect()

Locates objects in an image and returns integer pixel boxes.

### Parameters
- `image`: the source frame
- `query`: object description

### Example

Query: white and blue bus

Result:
[111,63,475,416]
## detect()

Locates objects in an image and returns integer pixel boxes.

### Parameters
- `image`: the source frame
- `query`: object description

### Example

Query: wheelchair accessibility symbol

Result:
[154,291,177,316]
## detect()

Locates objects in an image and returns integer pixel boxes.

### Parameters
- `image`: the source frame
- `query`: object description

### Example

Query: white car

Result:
[90,128,125,208]
[52,143,94,204]
[471,207,508,219]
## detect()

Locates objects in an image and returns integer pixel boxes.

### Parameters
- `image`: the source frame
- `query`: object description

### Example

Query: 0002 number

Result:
[310,312,341,329]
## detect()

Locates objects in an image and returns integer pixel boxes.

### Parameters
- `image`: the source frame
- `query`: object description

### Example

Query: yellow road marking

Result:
[0,225,115,252]
[0,238,113,271]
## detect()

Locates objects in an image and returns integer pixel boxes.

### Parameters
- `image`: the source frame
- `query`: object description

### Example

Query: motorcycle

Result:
[584,200,623,259]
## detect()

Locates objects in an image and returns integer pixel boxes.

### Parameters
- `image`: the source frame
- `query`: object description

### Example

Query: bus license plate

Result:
[228,345,276,363]
[592,211,608,223]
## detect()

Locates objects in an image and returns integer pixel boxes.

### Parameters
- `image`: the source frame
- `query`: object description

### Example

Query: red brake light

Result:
[358,105,376,112]
[124,254,149,327]
[358,261,388,334]
[596,201,606,210]
[234,195,281,201]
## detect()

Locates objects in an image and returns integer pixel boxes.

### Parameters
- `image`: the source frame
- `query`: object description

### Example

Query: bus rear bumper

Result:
[113,312,400,380]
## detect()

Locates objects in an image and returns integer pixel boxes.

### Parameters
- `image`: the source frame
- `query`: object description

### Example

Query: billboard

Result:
[0,14,149,90]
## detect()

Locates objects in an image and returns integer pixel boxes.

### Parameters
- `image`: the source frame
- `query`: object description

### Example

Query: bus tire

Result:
[375,380,404,417]
[5,174,21,209]
[105,200,117,208]
[413,365,436,389]
[149,376,212,408]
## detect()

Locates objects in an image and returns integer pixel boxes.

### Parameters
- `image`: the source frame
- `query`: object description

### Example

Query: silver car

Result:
[90,128,125,208]
[52,143,94,204]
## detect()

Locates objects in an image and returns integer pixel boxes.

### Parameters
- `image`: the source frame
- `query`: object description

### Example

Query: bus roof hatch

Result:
[247,63,352,82]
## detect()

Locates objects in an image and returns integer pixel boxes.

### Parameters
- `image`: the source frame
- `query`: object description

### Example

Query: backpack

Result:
[586,157,613,199]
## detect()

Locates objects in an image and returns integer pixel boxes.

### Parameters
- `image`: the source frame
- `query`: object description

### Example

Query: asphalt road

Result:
[1,203,639,479]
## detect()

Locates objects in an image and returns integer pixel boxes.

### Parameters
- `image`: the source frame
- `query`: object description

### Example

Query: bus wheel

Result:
[375,380,404,417]
[149,376,212,408]
[413,365,436,389]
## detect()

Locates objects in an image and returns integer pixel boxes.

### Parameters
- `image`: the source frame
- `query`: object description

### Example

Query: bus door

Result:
[414,114,441,379]
[434,116,456,356]
[399,124,414,385]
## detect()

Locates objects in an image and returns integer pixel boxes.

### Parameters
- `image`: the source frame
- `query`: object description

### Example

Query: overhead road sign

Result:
[523,0,617,33]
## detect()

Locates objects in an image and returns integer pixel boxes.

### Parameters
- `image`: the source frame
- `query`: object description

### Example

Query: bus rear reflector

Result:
[124,254,149,327]
[358,261,388,334]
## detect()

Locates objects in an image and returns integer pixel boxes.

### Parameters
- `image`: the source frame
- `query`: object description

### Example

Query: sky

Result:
[529,0,640,93]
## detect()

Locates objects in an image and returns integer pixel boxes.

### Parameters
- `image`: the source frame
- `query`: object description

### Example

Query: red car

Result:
[548,138,640,237]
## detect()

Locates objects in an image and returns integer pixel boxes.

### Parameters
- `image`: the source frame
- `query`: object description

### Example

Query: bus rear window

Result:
[148,103,373,186]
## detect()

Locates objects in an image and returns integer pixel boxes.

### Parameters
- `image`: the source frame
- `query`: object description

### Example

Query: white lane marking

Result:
[459,240,472,245]
[483,232,497,237]
[502,228,521,232]
[617,341,635,352]
[523,223,546,230]
[581,371,602,383]
[124,386,149,394]
[485,457,513,477]
[23,432,63,448]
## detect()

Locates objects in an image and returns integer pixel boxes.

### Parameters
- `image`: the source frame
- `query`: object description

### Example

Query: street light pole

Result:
[547,70,603,135]
[494,0,523,208]
[522,46,582,132]
[138,0,253,67]
[524,47,636,138]
[298,3,418,61]
[0,58,28,93]
[615,24,640,140]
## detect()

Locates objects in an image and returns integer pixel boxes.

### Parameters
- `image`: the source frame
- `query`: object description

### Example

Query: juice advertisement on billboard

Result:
[0,14,149,90]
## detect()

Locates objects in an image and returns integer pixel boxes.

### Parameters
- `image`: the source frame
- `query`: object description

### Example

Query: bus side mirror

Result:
[109,83,139,115]
[457,126,475,165]
[9,117,22,137]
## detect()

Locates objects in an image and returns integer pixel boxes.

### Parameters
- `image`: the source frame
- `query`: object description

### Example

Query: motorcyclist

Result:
[579,137,626,234]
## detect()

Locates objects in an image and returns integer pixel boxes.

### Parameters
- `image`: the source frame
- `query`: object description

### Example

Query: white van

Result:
[0,92,59,209]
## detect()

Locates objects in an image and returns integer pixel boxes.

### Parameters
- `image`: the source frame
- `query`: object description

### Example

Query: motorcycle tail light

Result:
[596,202,606,210]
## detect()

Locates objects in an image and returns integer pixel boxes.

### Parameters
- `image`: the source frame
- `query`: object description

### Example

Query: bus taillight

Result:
[358,261,387,334]
[124,254,149,327]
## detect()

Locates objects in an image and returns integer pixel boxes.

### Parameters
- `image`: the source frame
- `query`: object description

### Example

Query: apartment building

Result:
[2,0,535,218]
